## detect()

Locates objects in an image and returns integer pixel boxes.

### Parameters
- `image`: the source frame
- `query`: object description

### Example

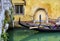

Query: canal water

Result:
[8,28,60,41]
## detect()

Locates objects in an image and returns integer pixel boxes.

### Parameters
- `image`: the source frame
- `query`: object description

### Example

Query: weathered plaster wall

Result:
[12,0,60,21]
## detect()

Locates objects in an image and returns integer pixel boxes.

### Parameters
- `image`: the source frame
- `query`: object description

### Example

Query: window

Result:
[15,5,24,14]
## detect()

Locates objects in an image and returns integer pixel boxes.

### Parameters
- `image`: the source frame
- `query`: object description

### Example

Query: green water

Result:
[8,29,60,41]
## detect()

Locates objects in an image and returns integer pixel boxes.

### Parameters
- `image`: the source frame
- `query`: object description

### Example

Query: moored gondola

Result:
[19,20,60,31]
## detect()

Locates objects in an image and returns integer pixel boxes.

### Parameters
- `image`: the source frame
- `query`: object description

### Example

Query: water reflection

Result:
[8,29,60,41]
[20,32,60,41]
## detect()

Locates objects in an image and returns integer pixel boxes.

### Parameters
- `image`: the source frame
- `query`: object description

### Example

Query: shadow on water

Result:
[7,29,14,41]
[20,31,60,41]
[7,28,60,41]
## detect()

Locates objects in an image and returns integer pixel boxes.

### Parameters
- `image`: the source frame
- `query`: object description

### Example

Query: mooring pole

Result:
[38,15,41,28]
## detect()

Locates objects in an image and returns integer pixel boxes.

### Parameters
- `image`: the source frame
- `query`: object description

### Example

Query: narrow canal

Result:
[8,28,60,41]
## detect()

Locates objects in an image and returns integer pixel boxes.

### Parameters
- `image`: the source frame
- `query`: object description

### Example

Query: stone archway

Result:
[33,8,48,23]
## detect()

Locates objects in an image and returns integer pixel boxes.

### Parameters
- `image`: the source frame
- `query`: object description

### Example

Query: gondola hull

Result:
[19,21,60,31]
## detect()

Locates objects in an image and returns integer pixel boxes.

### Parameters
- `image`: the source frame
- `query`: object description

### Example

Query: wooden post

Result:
[38,15,41,28]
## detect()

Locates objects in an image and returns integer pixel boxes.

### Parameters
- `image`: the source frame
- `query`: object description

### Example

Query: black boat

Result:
[19,20,60,31]
[18,15,60,31]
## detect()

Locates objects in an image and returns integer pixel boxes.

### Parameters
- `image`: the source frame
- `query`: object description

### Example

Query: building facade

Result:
[12,0,60,22]
[0,0,12,40]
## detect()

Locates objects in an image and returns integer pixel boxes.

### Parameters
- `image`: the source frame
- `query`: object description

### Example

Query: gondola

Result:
[19,20,60,31]
[18,15,60,31]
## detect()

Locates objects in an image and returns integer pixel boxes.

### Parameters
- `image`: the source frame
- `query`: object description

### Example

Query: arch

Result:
[33,8,48,23]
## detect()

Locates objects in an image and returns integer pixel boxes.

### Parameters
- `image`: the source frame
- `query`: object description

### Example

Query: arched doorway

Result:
[33,8,48,23]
